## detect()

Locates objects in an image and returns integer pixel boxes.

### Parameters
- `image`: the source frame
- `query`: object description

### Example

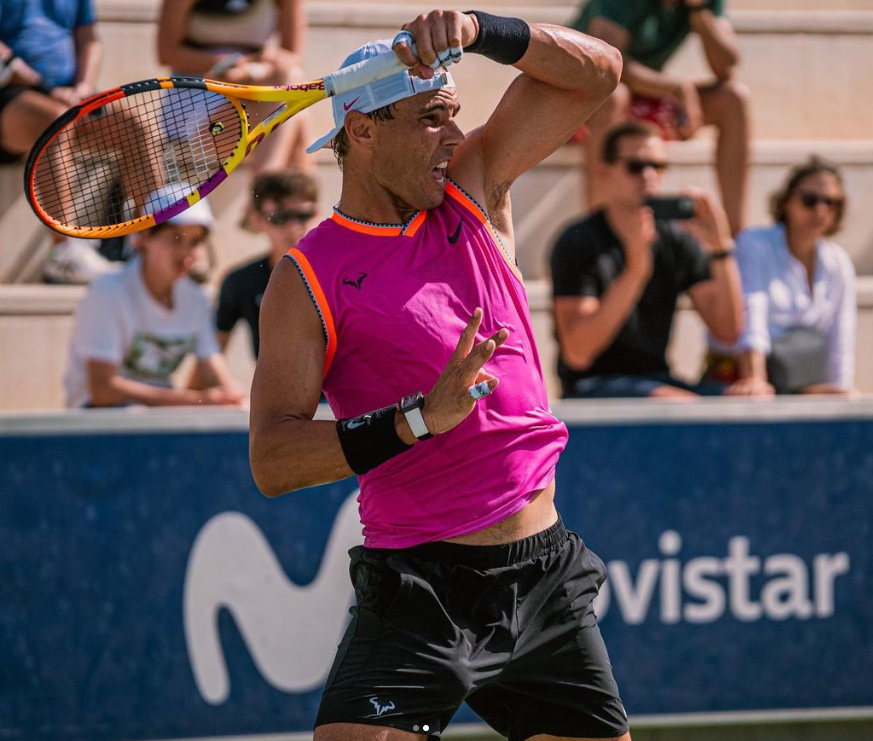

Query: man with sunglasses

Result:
[551,121,743,399]
[216,169,319,359]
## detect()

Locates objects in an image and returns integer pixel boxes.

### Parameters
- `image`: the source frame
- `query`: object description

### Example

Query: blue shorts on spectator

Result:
[567,372,727,399]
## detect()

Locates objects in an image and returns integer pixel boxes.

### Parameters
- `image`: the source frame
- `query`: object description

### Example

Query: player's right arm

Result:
[250,260,508,497]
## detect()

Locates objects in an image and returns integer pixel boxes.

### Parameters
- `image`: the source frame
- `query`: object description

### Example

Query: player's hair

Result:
[770,156,846,237]
[251,170,319,211]
[331,104,397,170]
[601,121,662,164]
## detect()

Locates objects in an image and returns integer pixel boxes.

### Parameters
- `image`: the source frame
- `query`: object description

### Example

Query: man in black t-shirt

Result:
[550,121,742,398]
[216,170,319,358]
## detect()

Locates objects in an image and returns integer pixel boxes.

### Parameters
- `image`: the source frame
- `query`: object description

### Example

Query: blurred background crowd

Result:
[0,0,870,411]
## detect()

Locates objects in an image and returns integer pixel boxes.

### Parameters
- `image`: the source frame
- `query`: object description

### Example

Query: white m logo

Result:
[183,491,361,703]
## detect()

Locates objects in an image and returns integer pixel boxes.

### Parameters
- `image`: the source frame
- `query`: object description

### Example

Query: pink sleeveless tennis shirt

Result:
[287,180,568,548]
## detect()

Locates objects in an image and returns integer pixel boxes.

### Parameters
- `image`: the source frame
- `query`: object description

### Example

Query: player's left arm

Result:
[471,21,622,215]
[396,11,621,250]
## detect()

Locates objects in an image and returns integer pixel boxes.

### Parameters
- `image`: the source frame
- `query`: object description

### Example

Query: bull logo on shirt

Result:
[342,272,368,289]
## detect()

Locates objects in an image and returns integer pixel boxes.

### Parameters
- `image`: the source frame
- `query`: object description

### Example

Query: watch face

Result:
[400,392,423,412]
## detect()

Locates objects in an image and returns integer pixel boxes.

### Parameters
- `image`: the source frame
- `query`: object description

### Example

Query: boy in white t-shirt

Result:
[64,189,245,408]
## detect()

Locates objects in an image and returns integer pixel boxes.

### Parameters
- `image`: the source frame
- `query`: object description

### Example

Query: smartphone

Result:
[647,196,695,221]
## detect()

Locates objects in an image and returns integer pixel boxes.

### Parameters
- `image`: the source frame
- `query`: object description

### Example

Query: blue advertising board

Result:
[1,402,871,740]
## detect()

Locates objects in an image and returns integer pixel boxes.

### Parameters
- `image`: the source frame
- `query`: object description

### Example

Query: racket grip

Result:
[324,48,412,97]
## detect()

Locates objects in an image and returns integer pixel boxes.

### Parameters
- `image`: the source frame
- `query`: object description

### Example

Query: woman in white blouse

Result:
[709,157,856,396]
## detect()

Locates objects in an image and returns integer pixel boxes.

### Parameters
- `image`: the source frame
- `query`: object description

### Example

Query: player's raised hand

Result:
[422,307,508,435]
[392,10,476,78]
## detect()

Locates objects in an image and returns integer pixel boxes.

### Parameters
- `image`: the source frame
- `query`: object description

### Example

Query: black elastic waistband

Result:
[387,518,568,568]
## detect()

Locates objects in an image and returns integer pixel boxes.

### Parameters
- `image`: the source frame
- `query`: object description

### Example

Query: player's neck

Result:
[339,170,419,226]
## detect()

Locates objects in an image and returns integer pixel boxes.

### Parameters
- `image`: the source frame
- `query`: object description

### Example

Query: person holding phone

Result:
[550,121,743,399]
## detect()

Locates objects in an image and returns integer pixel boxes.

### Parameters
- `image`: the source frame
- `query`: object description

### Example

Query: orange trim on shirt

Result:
[446,181,487,225]
[331,211,403,237]
[403,210,427,237]
[445,182,524,283]
[288,248,337,378]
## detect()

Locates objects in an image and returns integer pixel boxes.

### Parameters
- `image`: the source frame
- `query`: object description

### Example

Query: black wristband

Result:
[336,404,413,475]
[463,10,531,65]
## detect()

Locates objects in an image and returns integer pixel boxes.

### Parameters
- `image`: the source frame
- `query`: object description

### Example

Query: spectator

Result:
[0,0,120,283]
[64,187,245,408]
[708,158,856,396]
[550,121,742,399]
[157,0,310,174]
[572,0,749,236]
[216,169,318,358]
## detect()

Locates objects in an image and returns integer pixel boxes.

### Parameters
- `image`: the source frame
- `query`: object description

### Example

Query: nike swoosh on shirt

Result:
[343,97,360,112]
[447,221,462,244]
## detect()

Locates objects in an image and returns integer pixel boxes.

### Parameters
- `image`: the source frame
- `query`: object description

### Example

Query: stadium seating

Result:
[1,0,872,409]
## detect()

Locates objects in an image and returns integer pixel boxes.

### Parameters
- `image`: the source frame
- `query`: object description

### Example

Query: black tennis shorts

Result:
[316,518,629,740]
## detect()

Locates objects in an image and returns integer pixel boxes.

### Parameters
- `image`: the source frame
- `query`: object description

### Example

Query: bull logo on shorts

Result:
[369,697,396,716]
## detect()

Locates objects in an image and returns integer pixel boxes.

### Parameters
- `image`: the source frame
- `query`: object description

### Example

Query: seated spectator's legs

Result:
[0,88,66,158]
[698,79,750,237]
[583,82,630,211]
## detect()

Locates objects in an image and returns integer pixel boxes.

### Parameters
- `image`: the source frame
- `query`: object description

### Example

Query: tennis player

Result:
[250,9,628,741]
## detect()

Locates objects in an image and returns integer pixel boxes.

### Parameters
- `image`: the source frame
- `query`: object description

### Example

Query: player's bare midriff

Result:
[443,480,558,546]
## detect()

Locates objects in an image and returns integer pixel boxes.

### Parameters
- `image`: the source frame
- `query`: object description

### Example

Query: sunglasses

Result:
[264,208,316,225]
[614,158,670,175]
[797,191,842,211]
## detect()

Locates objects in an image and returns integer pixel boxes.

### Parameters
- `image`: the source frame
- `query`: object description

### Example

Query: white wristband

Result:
[403,405,431,439]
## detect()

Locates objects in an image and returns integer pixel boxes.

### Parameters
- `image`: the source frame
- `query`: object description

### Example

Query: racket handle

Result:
[324,47,413,97]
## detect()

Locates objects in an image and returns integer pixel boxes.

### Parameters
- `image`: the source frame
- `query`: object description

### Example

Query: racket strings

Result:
[33,87,243,230]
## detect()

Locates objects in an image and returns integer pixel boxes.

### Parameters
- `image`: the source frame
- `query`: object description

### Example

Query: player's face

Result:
[140,225,209,281]
[605,135,668,207]
[252,197,318,249]
[783,172,843,239]
[371,87,464,212]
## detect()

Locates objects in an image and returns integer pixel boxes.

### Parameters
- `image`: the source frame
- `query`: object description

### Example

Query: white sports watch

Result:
[398,392,433,441]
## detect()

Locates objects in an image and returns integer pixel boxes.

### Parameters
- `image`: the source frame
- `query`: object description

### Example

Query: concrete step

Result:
[94,3,873,141]
[5,137,873,289]
[3,275,872,410]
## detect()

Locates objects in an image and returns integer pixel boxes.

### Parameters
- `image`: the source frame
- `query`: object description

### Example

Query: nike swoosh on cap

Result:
[343,97,361,112]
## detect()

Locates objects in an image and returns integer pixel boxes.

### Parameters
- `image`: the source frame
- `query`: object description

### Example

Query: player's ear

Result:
[345,111,376,150]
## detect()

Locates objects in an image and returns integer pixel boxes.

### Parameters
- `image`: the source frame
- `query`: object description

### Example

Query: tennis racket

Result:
[24,49,413,238]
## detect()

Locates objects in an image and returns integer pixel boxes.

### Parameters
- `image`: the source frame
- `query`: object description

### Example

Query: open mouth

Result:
[432,160,449,186]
